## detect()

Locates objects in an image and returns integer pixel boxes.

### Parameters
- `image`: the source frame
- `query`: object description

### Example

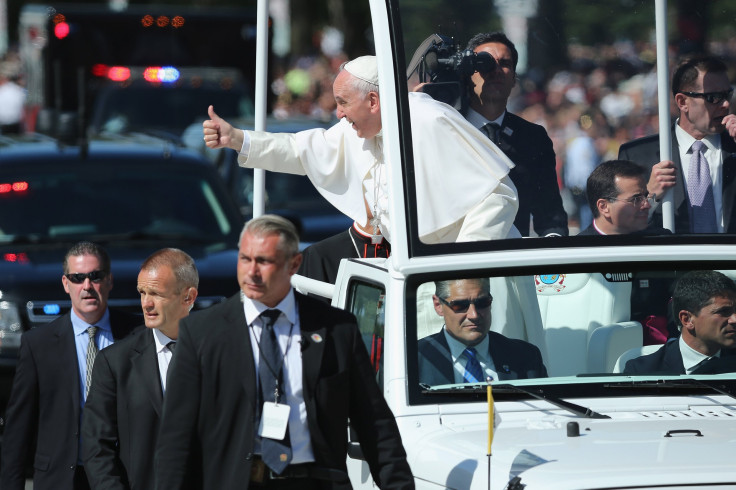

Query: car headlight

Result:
[0,301,23,351]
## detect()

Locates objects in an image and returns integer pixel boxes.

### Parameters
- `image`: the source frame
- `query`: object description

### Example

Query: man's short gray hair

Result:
[240,214,300,258]
[435,278,491,299]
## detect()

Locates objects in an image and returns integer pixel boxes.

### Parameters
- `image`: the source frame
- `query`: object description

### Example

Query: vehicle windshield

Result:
[0,160,239,244]
[385,0,736,256]
[406,262,736,404]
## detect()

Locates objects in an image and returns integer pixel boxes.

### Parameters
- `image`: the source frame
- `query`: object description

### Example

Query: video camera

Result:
[407,33,496,111]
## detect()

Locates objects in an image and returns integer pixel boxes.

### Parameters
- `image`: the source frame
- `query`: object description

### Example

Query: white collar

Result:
[242,289,297,327]
[465,107,506,130]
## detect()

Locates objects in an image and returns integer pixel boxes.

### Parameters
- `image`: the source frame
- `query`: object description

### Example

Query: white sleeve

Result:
[456,174,520,241]
[239,129,250,157]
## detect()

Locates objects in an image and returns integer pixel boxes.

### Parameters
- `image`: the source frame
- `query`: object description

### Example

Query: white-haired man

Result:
[203,55,520,244]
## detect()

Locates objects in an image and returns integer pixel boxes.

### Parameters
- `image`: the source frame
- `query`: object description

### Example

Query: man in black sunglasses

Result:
[619,55,736,234]
[417,278,547,386]
[1,242,139,490]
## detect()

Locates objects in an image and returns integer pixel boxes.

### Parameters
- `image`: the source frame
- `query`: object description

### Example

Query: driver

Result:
[418,278,547,385]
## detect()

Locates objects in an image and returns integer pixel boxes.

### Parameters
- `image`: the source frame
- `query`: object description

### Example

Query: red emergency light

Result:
[54,22,70,39]
[0,182,29,194]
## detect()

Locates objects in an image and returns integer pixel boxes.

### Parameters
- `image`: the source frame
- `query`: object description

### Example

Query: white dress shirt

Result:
[243,290,315,464]
[442,327,498,383]
[679,336,720,374]
[151,328,175,393]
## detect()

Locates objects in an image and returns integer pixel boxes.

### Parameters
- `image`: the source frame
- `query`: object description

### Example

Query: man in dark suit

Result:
[82,248,199,490]
[155,215,413,489]
[418,278,547,385]
[625,270,736,375]
[577,160,671,237]
[298,222,390,285]
[462,32,568,237]
[618,56,736,234]
[1,242,139,490]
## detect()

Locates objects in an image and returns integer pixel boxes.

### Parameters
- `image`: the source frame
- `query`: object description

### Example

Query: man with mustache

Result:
[1,242,139,490]
[625,270,736,375]
[204,55,521,244]
[619,56,736,234]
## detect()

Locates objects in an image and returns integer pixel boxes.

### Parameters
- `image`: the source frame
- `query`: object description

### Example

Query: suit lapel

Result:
[295,294,326,399]
[130,330,163,416]
[55,315,82,414]
[221,295,258,409]
[720,133,736,231]
[662,340,686,374]
[670,127,687,209]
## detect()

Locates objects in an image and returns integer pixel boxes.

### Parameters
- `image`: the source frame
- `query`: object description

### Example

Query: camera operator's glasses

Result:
[65,270,108,284]
[680,88,734,105]
[438,295,493,313]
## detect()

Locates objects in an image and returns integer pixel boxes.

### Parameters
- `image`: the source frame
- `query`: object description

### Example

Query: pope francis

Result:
[203,55,520,243]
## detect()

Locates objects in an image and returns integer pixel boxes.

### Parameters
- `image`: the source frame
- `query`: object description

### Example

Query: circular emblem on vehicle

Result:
[535,274,566,293]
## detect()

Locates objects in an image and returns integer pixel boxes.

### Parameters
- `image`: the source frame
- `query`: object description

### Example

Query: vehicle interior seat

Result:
[613,344,663,373]
[415,276,549,367]
[535,272,641,376]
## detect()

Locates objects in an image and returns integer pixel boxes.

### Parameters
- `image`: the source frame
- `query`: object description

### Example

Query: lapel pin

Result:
[503,127,513,136]
[311,333,323,343]
[502,365,510,373]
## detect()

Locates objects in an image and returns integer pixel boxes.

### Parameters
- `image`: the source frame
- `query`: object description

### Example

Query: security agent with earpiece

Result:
[82,248,199,490]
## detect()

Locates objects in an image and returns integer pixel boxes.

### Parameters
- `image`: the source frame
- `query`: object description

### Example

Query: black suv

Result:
[0,132,244,413]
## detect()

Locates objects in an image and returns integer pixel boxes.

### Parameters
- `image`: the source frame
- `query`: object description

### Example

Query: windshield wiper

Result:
[605,378,736,401]
[422,383,610,419]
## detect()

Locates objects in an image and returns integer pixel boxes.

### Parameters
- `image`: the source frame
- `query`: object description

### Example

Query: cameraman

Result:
[462,32,568,237]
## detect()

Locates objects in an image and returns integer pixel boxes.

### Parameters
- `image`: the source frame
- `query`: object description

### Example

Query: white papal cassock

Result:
[238,91,520,243]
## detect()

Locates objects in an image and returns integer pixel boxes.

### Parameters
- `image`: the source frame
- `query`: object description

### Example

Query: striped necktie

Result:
[462,347,484,383]
[85,326,98,398]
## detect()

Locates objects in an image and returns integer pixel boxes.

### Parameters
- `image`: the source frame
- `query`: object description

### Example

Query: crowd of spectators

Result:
[266,35,736,234]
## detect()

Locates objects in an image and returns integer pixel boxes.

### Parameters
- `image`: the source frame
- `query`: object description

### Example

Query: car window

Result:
[409,264,736,404]
[347,279,386,390]
[0,161,237,243]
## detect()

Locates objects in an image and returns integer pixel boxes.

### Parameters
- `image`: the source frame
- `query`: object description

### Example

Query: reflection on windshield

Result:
[415,269,736,390]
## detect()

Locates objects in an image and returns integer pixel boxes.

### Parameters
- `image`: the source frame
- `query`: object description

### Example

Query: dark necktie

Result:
[258,309,292,474]
[482,122,501,145]
[166,341,176,352]
[85,326,98,399]
[688,140,717,233]
[462,347,484,383]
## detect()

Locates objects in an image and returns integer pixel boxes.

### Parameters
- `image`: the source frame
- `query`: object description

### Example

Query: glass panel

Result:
[392,0,736,255]
[347,280,386,390]
[408,264,736,405]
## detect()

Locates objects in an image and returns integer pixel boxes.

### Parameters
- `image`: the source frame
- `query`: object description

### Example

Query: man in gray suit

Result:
[82,248,199,490]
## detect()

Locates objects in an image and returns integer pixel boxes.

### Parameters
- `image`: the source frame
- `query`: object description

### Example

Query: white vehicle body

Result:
[253,0,736,488]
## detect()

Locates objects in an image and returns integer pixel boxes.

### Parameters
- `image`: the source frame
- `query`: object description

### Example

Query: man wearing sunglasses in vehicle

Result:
[619,56,736,234]
[1,242,139,490]
[418,278,547,386]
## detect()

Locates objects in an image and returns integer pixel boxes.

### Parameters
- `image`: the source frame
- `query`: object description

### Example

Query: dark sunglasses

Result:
[438,295,493,313]
[680,88,734,105]
[65,270,108,284]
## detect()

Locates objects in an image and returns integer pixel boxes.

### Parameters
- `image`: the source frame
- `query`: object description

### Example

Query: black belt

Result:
[250,456,349,484]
